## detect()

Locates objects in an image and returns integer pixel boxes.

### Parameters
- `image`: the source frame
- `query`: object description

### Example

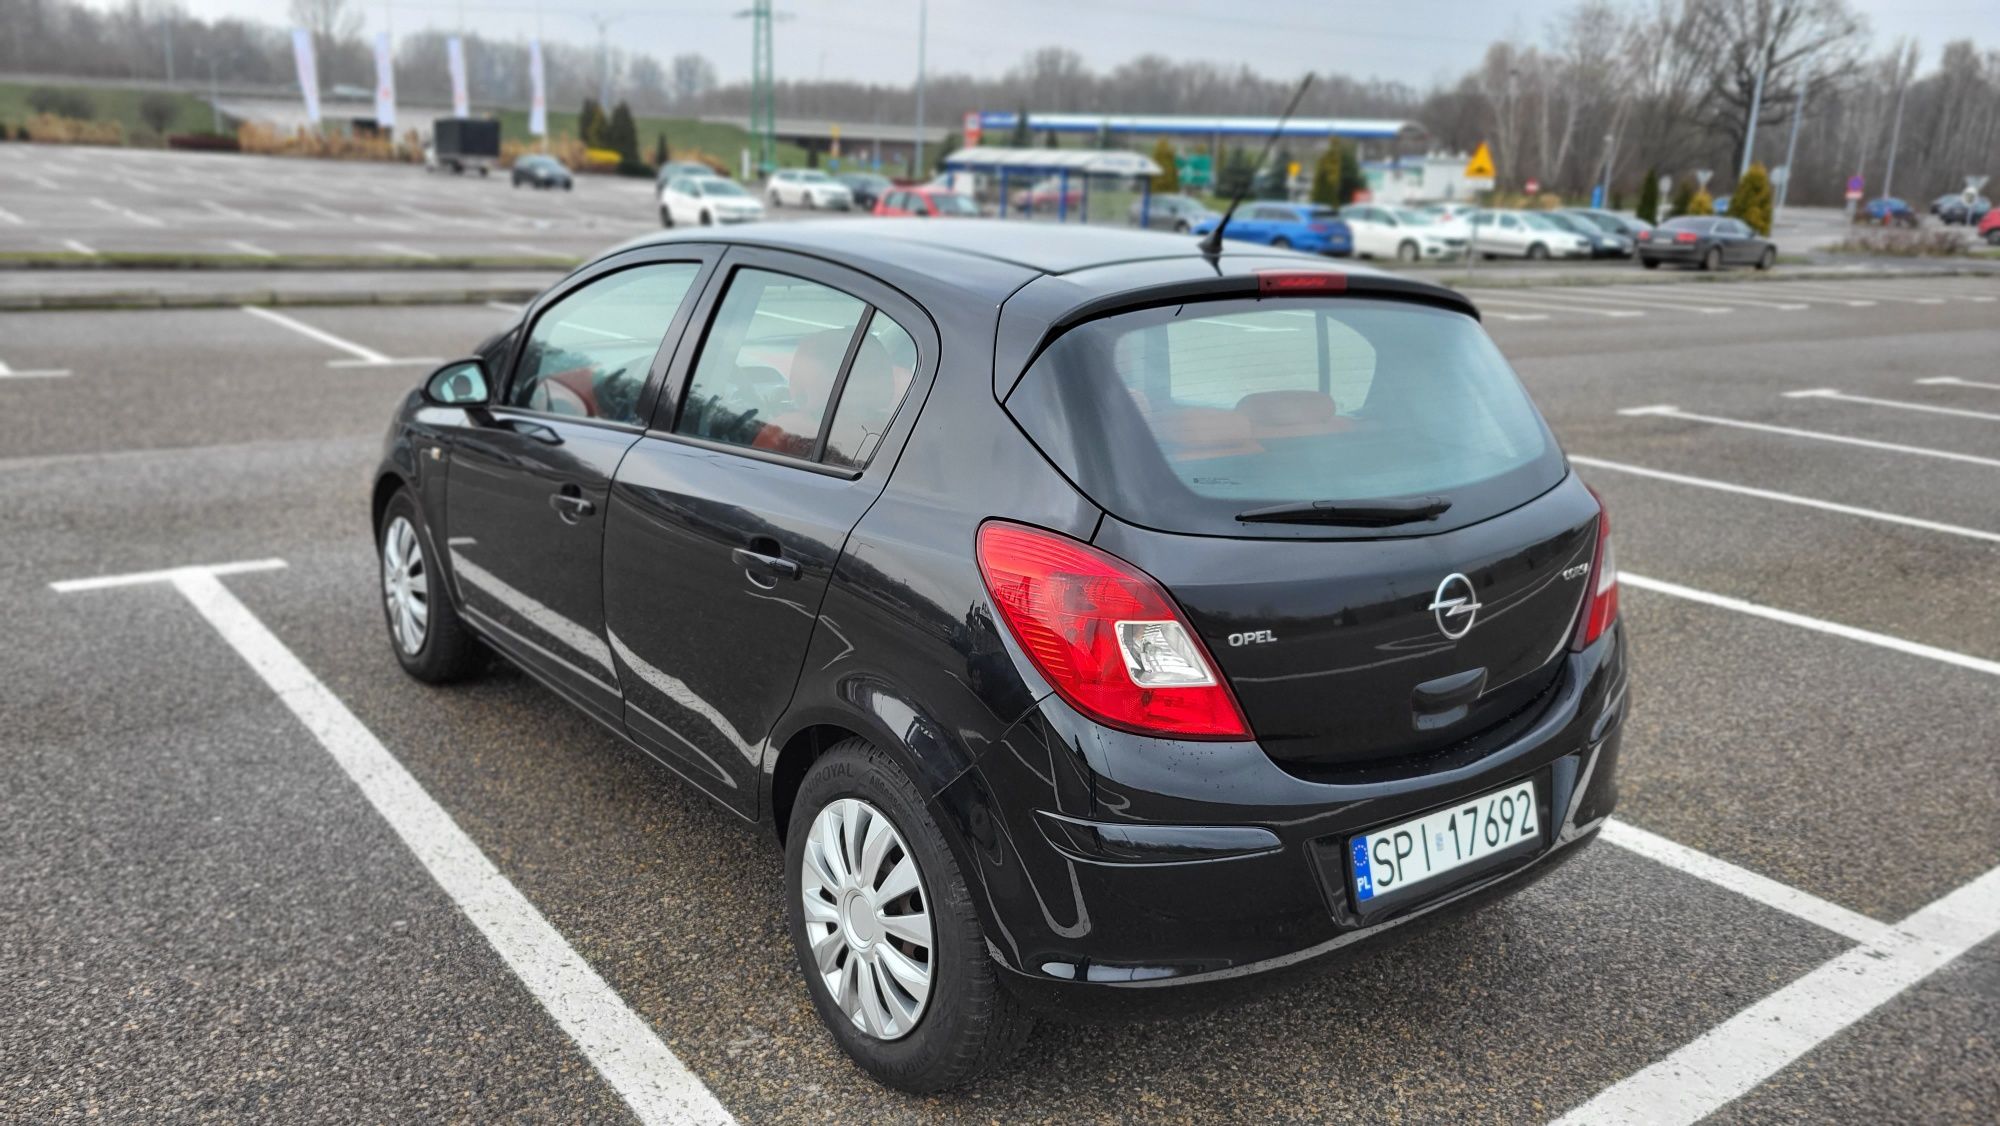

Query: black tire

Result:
[768,191,782,208]
[512,178,521,189]
[807,194,818,210]
[1271,236,1292,249]
[701,210,713,226]
[786,739,1033,1093]
[1397,240,1419,263]
[660,205,673,228]
[1174,219,1191,234]
[1641,256,1661,269]
[478,166,489,178]
[1702,246,1722,271]
[1986,230,2000,247]
[377,487,484,684]
[563,181,573,191]
[1756,247,1776,271]
[1526,242,1549,260]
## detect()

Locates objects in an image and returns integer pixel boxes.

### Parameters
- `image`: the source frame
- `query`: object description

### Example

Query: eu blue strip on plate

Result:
[1351,836,1374,901]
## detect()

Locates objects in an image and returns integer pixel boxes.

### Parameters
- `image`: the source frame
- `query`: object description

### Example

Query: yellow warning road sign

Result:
[1464,143,1495,179]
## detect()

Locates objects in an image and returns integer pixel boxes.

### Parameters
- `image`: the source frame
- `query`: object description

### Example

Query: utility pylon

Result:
[735,1,787,175]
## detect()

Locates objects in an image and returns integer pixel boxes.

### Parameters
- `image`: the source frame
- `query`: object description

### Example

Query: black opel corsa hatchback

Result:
[372,220,1628,1092]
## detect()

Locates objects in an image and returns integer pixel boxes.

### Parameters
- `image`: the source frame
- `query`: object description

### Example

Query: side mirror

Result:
[423,359,490,407]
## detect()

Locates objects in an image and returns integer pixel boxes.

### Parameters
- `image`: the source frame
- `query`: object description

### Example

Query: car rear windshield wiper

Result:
[1235,495,1452,526]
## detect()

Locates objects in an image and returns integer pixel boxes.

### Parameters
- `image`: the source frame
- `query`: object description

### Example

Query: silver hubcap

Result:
[800,798,934,1041]
[381,515,430,656]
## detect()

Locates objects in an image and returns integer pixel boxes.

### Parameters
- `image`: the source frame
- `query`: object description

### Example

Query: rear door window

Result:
[1003,297,1562,537]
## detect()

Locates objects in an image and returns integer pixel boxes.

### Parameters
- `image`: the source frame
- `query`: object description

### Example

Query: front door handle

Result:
[549,488,596,523]
[732,547,801,585]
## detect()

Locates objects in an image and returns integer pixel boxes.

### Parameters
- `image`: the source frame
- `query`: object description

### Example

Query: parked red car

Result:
[1980,207,2000,246]
[873,186,980,218]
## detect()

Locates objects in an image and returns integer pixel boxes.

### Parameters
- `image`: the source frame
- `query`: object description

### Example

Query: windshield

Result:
[1393,209,1433,225]
[798,171,832,183]
[931,193,979,215]
[1004,297,1561,537]
[699,179,747,197]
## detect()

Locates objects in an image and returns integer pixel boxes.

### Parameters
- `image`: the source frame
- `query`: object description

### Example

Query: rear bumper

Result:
[1639,245,1701,262]
[948,621,1629,1011]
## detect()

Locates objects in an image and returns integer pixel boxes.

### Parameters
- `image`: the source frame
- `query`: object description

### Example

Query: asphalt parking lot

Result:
[4,265,1995,1124]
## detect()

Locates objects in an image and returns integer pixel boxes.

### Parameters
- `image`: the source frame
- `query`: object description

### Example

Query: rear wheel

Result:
[1702,246,1722,271]
[1526,242,1549,260]
[1396,240,1419,263]
[768,191,782,208]
[377,488,483,684]
[660,205,673,228]
[787,740,1032,1092]
[701,211,713,226]
[1174,219,1191,234]
[1641,256,1661,269]
[1756,247,1776,271]
[1271,236,1292,249]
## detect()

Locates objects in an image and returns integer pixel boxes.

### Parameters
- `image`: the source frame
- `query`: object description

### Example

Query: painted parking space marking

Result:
[1783,387,2000,423]
[90,197,165,227]
[1569,455,2000,544]
[61,239,97,256]
[1519,289,1735,314]
[1552,861,2000,1126]
[1598,820,1894,947]
[202,199,296,230]
[1919,376,2000,392]
[1617,405,2000,469]
[0,205,26,226]
[303,201,412,232]
[50,560,739,1126]
[1593,286,1808,311]
[240,306,439,368]
[1730,285,1875,307]
[0,358,73,380]
[1621,572,2000,678]
[1475,297,1645,318]
[1774,282,1944,305]
[226,239,278,258]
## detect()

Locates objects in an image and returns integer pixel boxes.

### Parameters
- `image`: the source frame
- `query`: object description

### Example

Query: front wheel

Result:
[787,740,1032,1092]
[660,205,674,228]
[1174,219,1191,234]
[1756,247,1776,271]
[378,488,484,683]
[1986,229,2000,246]
[700,211,713,226]
[1396,240,1419,263]
[1271,236,1292,249]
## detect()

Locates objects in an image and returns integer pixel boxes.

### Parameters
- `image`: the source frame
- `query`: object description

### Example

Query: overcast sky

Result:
[123,0,1988,90]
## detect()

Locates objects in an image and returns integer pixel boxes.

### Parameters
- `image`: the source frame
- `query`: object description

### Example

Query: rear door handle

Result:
[549,488,596,523]
[731,547,801,584]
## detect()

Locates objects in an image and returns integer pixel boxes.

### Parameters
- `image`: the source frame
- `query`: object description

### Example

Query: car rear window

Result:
[1003,296,1564,537]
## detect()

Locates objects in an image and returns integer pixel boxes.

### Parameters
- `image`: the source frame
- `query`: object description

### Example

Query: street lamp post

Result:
[913,0,927,178]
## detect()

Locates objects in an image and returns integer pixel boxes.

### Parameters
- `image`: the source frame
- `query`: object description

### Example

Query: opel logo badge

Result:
[1428,573,1482,640]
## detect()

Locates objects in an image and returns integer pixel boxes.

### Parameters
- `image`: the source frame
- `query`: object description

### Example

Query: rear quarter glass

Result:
[1003,296,1566,539]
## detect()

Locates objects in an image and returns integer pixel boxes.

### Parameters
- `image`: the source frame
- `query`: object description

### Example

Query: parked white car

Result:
[1469,210,1594,260]
[765,169,854,210]
[660,176,765,227]
[1339,204,1467,262]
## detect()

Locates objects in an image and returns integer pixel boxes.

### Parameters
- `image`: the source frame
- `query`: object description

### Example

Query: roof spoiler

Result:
[1041,268,1480,341]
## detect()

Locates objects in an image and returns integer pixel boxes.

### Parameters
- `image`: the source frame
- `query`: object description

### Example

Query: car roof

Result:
[595,219,1471,327]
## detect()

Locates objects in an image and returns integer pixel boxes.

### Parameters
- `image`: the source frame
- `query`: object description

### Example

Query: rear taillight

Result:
[976,521,1250,740]
[1675,231,1698,243]
[1310,222,1331,233]
[1571,488,1620,650]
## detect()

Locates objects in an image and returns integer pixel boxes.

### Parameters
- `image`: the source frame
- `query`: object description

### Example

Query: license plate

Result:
[1350,780,1538,903]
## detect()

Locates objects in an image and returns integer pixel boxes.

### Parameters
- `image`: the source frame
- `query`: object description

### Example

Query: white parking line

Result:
[50,561,739,1126]
[1617,405,2000,469]
[1520,289,1735,314]
[1474,297,1644,318]
[0,358,73,379]
[202,199,295,230]
[90,197,165,227]
[1598,820,1893,947]
[1919,376,2000,392]
[61,239,97,256]
[1596,287,1808,312]
[1784,387,2000,423]
[0,205,25,226]
[376,242,441,261]
[227,239,277,258]
[303,201,411,232]
[1479,310,1551,322]
[1621,572,2000,677]
[241,305,393,364]
[1552,861,2000,1126]
[1728,285,1874,307]
[1569,455,2000,544]
[487,300,524,313]
[1775,282,1944,305]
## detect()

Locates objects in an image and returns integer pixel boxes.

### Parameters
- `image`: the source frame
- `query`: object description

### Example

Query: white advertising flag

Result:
[446,36,469,117]
[372,31,396,129]
[290,27,321,125]
[528,39,548,137]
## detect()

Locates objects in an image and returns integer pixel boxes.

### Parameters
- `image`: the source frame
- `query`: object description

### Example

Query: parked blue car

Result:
[1861,197,1919,227]
[1191,202,1353,255]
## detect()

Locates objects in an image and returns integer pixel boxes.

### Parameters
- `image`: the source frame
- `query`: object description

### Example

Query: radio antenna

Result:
[1199,73,1316,260]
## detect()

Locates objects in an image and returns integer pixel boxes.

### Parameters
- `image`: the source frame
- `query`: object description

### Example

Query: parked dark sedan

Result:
[510,154,573,190]
[1932,193,1992,225]
[1638,215,1775,270]
[836,172,894,211]
[1541,211,1634,258]
[371,221,1627,1093]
